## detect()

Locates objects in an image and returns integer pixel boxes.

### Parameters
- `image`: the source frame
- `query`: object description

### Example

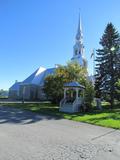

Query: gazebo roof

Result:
[64,81,85,89]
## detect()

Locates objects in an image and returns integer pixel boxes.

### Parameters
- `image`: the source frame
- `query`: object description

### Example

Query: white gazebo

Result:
[59,81,85,113]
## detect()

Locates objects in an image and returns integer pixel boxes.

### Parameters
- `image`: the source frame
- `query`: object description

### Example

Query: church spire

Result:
[75,12,83,42]
[71,12,86,67]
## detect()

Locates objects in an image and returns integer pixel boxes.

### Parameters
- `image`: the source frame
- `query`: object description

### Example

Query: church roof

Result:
[9,82,22,90]
[38,68,56,86]
[23,67,55,86]
[9,67,56,91]
[31,67,46,85]
[23,67,45,84]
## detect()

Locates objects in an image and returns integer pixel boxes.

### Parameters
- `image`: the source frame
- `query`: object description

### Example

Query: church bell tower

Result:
[71,13,86,67]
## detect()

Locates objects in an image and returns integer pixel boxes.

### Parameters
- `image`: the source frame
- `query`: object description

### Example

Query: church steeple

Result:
[76,13,83,42]
[71,13,86,67]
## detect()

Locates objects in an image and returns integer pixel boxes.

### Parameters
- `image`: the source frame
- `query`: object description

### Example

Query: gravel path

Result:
[0,106,120,160]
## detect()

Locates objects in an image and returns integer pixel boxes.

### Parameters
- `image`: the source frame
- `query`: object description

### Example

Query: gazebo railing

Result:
[73,97,83,112]
[60,98,66,108]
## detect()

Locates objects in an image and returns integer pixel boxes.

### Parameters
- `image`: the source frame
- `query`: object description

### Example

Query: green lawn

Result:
[1,102,120,129]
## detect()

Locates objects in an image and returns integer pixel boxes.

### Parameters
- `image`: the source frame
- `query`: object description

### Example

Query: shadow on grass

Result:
[1,102,120,126]
[0,105,62,125]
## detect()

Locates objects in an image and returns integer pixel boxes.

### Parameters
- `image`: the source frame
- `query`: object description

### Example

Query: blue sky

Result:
[0,0,120,90]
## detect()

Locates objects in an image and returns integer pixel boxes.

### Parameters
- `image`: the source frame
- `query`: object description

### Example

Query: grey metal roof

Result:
[9,82,21,90]
[23,67,56,86]
[64,81,85,88]
[9,67,56,91]
[23,67,46,84]
[39,68,56,86]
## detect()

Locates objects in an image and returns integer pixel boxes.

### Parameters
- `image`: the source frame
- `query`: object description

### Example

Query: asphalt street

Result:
[0,106,120,160]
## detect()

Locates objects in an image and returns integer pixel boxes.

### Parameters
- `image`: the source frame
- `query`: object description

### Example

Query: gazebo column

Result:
[76,88,79,99]
[64,88,67,99]
[82,89,85,99]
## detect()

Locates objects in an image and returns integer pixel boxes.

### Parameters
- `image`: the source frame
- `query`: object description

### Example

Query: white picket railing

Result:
[60,98,66,108]
[73,97,83,112]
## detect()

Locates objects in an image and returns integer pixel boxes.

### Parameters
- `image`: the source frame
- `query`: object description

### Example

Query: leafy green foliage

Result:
[84,81,95,108]
[56,61,88,82]
[44,61,94,107]
[44,75,64,104]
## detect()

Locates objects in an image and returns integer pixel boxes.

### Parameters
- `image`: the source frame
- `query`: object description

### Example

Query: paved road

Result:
[0,106,120,160]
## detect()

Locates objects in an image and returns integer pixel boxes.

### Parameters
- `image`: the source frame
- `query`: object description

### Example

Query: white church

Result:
[9,14,87,101]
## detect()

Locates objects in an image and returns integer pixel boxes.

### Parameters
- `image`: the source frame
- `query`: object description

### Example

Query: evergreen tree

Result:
[115,79,120,101]
[95,23,120,107]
